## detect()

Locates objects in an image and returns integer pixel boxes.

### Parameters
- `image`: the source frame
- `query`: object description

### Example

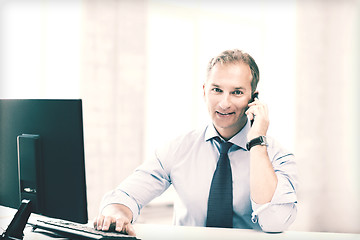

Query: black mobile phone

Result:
[252,92,259,102]
[250,92,259,126]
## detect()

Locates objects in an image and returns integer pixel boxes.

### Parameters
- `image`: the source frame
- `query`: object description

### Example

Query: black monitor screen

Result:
[0,99,88,223]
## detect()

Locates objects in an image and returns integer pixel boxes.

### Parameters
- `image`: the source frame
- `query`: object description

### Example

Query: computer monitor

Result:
[0,99,88,223]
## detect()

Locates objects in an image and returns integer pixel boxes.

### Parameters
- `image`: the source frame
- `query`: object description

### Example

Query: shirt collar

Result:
[204,120,250,150]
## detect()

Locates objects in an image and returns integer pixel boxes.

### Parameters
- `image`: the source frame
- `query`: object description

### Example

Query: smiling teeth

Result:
[218,112,233,115]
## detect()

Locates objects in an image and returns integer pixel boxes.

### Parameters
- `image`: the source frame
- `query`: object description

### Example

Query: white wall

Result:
[0,0,82,98]
[293,0,360,233]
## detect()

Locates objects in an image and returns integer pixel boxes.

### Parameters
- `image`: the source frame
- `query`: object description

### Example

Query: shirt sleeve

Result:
[100,149,172,222]
[250,137,298,232]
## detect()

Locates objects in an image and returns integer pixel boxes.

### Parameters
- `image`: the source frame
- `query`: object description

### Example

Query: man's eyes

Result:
[210,88,243,95]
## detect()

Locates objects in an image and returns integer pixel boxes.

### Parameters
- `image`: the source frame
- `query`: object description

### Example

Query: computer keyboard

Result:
[29,218,139,240]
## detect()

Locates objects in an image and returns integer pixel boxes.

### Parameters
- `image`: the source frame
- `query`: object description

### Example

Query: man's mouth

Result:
[216,111,235,116]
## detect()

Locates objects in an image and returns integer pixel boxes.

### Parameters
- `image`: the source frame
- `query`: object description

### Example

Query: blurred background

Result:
[0,0,359,234]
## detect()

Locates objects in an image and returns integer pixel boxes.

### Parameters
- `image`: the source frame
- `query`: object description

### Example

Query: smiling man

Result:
[94,49,298,236]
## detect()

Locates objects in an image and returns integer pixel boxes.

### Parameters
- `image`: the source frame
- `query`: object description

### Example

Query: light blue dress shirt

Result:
[101,120,298,232]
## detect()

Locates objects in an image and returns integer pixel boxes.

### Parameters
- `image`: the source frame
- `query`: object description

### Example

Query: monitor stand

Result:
[1,199,33,240]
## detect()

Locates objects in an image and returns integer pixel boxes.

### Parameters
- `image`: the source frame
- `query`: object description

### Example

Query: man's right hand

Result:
[93,204,136,236]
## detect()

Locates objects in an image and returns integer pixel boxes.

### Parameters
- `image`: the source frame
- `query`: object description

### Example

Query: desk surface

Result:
[1,206,359,240]
[133,224,360,240]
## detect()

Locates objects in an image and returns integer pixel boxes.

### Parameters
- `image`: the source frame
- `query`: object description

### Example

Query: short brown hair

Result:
[207,49,260,93]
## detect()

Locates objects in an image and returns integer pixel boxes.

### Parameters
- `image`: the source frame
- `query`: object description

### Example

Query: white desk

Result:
[133,224,360,240]
[1,206,359,240]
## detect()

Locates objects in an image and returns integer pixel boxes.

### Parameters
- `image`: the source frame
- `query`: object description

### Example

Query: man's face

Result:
[203,63,253,140]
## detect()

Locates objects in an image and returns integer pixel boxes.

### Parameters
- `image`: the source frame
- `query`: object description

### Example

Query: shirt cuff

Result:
[251,202,271,223]
[251,174,297,223]
[100,189,141,223]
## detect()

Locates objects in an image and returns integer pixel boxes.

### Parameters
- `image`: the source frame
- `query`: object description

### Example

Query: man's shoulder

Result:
[157,125,208,155]
[171,125,208,145]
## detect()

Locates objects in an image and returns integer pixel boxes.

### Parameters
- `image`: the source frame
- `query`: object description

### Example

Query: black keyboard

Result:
[29,219,139,240]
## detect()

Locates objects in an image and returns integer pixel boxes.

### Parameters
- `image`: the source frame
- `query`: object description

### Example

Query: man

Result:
[94,49,298,236]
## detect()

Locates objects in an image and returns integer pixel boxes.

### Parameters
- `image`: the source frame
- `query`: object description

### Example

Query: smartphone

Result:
[250,92,258,126]
[252,92,259,101]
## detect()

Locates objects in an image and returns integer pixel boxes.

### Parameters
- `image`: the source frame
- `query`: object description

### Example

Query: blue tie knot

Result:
[220,141,232,154]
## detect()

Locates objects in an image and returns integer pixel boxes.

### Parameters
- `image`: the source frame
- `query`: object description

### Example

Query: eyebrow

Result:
[210,84,247,90]
[234,87,246,90]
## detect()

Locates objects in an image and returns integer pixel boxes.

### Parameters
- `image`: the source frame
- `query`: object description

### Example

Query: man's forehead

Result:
[211,61,250,70]
[207,63,252,83]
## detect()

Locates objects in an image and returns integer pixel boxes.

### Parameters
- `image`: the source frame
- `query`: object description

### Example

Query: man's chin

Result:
[212,119,246,134]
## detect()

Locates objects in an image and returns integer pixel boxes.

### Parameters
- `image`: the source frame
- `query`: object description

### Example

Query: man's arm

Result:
[251,158,298,233]
[249,145,278,204]
[248,141,298,232]
[246,98,298,232]
[246,98,277,204]
[93,149,172,235]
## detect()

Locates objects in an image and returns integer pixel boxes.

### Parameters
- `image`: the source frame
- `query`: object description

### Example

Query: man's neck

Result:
[215,118,248,141]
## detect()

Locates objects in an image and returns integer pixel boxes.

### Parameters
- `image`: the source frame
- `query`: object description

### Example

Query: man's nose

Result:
[219,93,231,109]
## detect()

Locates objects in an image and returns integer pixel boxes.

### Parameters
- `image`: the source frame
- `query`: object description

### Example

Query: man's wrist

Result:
[246,136,268,151]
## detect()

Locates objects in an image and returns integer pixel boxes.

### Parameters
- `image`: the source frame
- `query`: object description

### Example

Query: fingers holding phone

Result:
[245,95,269,141]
